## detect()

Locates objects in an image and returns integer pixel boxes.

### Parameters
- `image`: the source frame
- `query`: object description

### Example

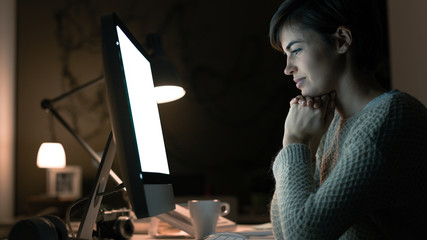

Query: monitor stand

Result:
[77,132,117,239]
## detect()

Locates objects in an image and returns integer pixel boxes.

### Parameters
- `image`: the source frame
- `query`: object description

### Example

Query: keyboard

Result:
[204,232,248,240]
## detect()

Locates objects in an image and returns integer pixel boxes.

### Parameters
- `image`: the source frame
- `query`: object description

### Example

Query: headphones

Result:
[8,215,69,240]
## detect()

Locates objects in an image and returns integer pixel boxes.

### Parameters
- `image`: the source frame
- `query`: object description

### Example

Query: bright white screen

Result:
[116,26,169,175]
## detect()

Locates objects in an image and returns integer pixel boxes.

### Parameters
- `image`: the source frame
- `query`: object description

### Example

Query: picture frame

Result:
[47,166,82,199]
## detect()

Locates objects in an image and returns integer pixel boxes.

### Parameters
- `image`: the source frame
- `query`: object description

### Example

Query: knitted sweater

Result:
[270,90,427,239]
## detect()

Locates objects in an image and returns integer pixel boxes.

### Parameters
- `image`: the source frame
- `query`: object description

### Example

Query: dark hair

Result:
[269,0,384,73]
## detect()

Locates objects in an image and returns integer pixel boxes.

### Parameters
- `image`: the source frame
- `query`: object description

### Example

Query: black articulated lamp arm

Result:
[40,76,122,185]
[45,75,104,103]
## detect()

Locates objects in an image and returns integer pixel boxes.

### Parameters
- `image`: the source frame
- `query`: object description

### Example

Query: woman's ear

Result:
[334,26,352,54]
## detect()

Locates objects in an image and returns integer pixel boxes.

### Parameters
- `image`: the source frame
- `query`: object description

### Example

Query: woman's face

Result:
[280,25,342,97]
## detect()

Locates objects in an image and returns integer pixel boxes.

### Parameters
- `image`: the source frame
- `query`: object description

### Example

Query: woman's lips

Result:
[294,77,305,89]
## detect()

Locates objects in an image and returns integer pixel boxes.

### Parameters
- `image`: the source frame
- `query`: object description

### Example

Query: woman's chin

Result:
[301,89,317,97]
[301,89,330,98]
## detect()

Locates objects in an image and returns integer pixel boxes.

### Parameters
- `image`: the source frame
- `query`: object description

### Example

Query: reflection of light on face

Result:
[280,25,342,97]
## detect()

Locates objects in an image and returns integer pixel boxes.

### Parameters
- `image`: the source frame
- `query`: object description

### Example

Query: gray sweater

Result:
[270,90,427,239]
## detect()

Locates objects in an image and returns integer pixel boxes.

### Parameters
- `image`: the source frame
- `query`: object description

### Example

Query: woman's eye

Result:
[291,48,302,55]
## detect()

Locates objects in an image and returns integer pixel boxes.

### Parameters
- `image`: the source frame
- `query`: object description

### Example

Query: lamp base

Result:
[46,166,82,199]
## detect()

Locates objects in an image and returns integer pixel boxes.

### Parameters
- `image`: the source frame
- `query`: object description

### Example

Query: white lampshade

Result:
[154,85,186,104]
[37,142,66,168]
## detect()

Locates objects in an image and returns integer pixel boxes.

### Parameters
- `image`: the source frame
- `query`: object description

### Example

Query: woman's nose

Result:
[284,60,296,75]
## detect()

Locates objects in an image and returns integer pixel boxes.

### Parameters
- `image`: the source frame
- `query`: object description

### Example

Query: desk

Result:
[4,218,273,240]
[131,222,273,240]
[69,220,273,239]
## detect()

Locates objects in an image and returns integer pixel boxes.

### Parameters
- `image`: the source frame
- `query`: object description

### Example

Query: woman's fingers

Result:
[289,94,328,109]
[290,97,298,107]
[312,97,320,108]
[306,96,314,107]
[290,95,305,107]
[290,92,336,109]
[296,95,306,106]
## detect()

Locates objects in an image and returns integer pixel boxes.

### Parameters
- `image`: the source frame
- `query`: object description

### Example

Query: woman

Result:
[269,0,427,239]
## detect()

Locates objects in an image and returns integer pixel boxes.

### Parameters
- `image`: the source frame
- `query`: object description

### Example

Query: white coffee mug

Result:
[188,199,230,239]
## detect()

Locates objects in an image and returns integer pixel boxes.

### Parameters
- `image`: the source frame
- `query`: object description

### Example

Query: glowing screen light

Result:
[116,26,170,175]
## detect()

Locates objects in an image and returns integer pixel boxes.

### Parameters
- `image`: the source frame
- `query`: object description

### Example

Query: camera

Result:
[95,208,134,239]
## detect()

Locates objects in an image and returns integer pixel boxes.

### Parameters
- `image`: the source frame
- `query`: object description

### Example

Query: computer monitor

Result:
[101,12,175,217]
[76,12,175,239]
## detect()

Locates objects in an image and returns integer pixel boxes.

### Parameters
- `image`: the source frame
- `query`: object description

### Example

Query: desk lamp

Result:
[37,142,66,168]
[148,33,186,103]
[37,142,66,196]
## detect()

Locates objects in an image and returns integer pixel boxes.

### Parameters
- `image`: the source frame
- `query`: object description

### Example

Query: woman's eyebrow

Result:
[285,40,303,51]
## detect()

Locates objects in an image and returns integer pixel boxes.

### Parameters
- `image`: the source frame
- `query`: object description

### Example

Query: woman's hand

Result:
[283,92,336,148]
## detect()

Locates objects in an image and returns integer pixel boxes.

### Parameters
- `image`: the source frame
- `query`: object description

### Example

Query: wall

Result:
[0,0,16,220]
[388,0,427,105]
[15,0,290,220]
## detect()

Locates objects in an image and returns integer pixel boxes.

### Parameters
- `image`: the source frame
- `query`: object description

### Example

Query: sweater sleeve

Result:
[270,144,315,239]
[270,128,387,239]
